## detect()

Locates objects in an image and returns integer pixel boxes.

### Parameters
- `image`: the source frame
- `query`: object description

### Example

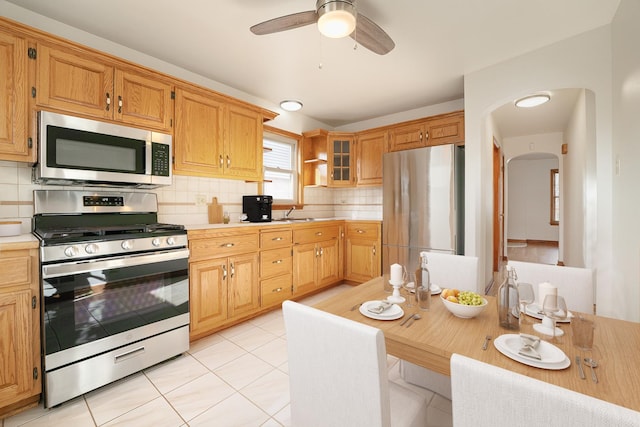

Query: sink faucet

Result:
[284,206,295,218]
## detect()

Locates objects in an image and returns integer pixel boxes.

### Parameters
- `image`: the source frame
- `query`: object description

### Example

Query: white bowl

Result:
[0,221,21,237]
[440,294,488,319]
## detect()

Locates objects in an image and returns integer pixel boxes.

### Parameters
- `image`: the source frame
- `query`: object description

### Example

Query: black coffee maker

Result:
[242,195,273,222]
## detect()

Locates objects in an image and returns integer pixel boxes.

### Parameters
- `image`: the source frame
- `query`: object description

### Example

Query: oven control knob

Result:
[166,237,176,246]
[121,240,133,250]
[64,246,80,257]
[152,238,161,247]
[85,243,99,254]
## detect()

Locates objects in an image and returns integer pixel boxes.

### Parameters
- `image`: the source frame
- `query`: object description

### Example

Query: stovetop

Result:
[34,222,185,243]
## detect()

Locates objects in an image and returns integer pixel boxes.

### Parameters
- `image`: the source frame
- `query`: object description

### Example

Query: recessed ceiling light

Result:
[515,94,551,108]
[280,100,303,112]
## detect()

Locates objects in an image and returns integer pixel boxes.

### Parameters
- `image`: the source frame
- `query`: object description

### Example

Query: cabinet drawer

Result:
[293,224,340,244]
[261,247,292,278]
[189,232,258,260]
[0,253,32,289]
[346,222,380,239]
[261,274,292,307]
[260,229,292,250]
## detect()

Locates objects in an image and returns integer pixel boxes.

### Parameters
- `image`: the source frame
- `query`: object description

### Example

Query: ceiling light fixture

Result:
[515,94,551,108]
[280,100,303,112]
[316,0,356,39]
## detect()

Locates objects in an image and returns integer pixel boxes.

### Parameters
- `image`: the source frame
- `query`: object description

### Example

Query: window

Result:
[263,129,299,205]
[550,169,559,225]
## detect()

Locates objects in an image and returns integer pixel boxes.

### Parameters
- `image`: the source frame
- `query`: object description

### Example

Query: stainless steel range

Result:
[33,190,190,408]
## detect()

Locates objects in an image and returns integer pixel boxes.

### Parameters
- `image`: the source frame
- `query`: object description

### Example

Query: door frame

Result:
[493,137,505,273]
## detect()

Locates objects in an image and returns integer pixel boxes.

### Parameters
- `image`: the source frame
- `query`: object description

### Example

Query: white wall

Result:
[507,157,559,242]
[464,26,615,316]
[611,0,640,322]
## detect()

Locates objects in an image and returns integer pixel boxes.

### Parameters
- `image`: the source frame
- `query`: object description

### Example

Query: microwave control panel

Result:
[151,143,171,177]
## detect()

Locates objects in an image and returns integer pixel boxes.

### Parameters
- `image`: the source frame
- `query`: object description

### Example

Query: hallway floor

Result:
[3,285,452,427]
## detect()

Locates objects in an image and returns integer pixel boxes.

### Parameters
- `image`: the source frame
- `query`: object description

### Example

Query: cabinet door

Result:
[328,134,355,187]
[345,238,379,282]
[189,258,228,338]
[425,113,465,146]
[224,104,262,180]
[0,290,36,408]
[388,121,426,152]
[0,30,32,162]
[293,242,317,295]
[317,238,341,287]
[227,252,260,318]
[356,130,385,186]
[36,43,114,119]
[114,69,173,131]
[174,87,224,177]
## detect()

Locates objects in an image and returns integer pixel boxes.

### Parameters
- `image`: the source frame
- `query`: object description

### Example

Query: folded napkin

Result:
[368,301,393,314]
[518,333,542,360]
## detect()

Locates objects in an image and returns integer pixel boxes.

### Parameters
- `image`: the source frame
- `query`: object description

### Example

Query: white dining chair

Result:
[399,253,480,399]
[282,300,428,427]
[507,260,594,313]
[450,353,640,427]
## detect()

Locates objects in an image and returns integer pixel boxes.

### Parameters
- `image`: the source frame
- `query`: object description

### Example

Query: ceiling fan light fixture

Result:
[515,94,551,108]
[317,0,356,38]
[280,100,303,112]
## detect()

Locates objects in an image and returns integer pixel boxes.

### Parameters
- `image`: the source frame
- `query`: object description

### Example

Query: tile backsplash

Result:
[0,161,382,234]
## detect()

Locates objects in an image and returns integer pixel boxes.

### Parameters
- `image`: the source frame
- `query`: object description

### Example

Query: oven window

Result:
[43,258,188,354]
[47,125,145,173]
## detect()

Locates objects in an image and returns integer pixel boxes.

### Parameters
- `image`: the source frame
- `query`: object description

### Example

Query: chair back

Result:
[424,252,480,292]
[507,260,594,313]
[451,353,640,427]
[283,300,391,427]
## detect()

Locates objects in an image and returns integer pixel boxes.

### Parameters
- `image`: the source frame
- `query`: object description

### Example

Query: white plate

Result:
[525,303,572,323]
[493,334,570,370]
[431,284,442,295]
[359,301,404,320]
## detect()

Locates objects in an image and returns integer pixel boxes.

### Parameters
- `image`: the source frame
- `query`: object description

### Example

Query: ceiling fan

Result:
[250,0,395,55]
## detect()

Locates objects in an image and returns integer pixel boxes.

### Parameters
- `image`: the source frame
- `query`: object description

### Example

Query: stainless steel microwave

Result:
[35,111,172,188]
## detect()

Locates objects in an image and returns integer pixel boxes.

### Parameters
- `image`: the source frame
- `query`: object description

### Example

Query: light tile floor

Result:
[2,285,453,427]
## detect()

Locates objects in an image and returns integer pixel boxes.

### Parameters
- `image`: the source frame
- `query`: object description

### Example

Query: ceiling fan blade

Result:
[350,13,395,55]
[250,10,318,35]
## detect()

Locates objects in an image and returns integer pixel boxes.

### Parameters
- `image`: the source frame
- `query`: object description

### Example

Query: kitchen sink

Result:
[272,217,315,222]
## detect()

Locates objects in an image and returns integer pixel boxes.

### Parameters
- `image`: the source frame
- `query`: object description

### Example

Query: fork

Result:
[482,335,492,350]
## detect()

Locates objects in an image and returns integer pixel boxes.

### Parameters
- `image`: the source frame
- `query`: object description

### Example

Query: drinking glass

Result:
[541,294,568,339]
[402,272,416,308]
[517,283,535,325]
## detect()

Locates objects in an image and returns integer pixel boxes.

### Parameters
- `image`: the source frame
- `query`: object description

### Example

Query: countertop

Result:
[184,217,381,231]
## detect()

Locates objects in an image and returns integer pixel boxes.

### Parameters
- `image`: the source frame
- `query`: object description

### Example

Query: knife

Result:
[576,356,586,379]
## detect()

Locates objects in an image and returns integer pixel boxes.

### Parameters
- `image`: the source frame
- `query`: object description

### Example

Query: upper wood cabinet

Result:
[0,29,33,163]
[301,129,328,187]
[388,111,464,152]
[356,129,385,186]
[174,86,265,181]
[35,42,173,132]
[328,132,355,187]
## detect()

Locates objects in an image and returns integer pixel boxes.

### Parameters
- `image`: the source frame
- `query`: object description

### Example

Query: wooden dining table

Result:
[313,276,640,413]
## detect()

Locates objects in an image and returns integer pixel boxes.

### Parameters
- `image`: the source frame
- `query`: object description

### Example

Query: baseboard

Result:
[507,239,558,247]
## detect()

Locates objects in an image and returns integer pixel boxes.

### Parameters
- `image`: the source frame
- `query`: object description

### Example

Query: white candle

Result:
[538,282,557,307]
[390,263,403,284]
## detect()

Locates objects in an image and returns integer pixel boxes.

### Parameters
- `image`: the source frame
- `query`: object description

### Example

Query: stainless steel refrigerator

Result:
[382,144,464,275]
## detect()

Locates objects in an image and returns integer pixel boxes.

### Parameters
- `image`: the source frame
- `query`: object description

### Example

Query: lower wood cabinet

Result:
[259,227,293,308]
[344,221,381,283]
[292,223,343,296]
[0,243,41,418]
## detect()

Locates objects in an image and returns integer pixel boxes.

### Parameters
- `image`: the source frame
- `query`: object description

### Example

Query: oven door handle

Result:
[42,248,190,279]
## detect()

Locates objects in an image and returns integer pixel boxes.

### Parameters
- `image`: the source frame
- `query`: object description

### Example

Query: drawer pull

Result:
[272,259,283,264]
[315,232,323,236]
[221,243,235,248]
[272,236,283,241]
[272,287,283,293]
[357,229,365,234]
[114,346,145,363]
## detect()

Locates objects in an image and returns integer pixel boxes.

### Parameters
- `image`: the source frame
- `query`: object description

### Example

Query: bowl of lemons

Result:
[440,289,488,319]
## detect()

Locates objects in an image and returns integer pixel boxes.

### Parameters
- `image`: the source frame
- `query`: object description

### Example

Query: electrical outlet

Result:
[196,194,207,206]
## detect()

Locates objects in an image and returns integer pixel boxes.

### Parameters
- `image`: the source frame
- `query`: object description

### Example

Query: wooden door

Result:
[227,252,260,318]
[225,103,262,180]
[114,68,173,131]
[356,130,385,186]
[345,237,378,283]
[293,242,317,295]
[388,121,425,152]
[0,30,32,162]
[328,133,355,187]
[36,43,114,119]
[425,112,465,146]
[493,137,505,273]
[189,258,228,337]
[317,238,341,287]
[174,87,224,177]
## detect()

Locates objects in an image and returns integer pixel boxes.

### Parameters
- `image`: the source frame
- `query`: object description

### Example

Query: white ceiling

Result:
[6,0,620,131]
